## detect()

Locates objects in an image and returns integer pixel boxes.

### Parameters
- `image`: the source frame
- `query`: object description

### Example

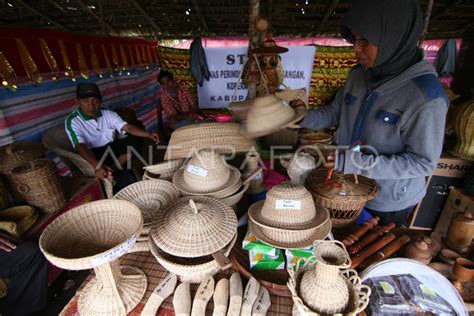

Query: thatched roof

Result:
[1,0,473,39]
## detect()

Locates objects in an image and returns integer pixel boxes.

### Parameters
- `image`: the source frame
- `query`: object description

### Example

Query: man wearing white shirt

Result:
[65,83,159,190]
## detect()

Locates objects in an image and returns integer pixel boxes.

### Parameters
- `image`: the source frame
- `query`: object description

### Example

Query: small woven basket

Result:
[0,205,38,237]
[11,159,67,213]
[221,183,249,211]
[306,169,378,227]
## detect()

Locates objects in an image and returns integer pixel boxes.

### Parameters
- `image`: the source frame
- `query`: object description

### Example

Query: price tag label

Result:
[90,234,136,267]
[275,199,302,210]
[187,164,208,177]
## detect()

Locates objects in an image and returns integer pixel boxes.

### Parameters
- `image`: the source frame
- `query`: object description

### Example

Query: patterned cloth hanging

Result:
[90,44,103,77]
[58,40,74,80]
[119,45,128,70]
[0,51,18,91]
[141,45,148,66]
[76,43,89,79]
[146,46,153,65]
[16,38,41,84]
[128,45,136,67]
[101,44,113,75]
[110,44,120,71]
[135,45,143,65]
[39,39,60,80]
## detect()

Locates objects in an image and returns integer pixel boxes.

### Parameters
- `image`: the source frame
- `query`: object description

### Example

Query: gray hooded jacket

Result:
[301,60,448,212]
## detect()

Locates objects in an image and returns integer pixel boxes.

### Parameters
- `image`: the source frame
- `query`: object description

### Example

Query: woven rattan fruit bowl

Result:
[306,169,378,227]
[39,200,146,316]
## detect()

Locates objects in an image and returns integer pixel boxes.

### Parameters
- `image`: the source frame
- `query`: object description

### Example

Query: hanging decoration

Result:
[0,52,18,91]
[58,40,75,80]
[128,45,135,67]
[76,43,89,79]
[90,44,102,78]
[101,44,113,75]
[16,39,42,84]
[119,45,128,71]
[39,39,60,80]
[135,45,143,65]
[110,44,120,72]
[146,46,153,65]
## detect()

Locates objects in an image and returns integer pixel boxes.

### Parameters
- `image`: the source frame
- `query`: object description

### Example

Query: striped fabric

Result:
[0,68,160,174]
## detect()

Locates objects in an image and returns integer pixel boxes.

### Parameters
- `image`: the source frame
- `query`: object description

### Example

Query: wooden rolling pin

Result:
[342,216,380,247]
[357,235,411,270]
[348,223,396,255]
[351,232,396,269]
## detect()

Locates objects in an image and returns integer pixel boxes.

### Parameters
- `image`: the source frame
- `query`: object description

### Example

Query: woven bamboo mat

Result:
[60,251,293,315]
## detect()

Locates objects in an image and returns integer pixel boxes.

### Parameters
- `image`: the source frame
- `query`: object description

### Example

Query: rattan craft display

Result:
[150,196,237,283]
[248,182,331,249]
[164,122,258,161]
[11,159,67,213]
[242,151,265,194]
[306,168,378,227]
[172,150,242,199]
[280,152,317,185]
[39,200,146,316]
[451,100,474,160]
[0,205,38,238]
[143,159,185,181]
[288,241,371,315]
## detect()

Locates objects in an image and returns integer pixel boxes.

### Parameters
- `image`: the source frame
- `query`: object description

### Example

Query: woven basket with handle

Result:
[11,159,67,213]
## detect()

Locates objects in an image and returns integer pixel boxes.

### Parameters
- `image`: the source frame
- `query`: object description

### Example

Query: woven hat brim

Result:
[248,213,332,249]
[144,159,184,174]
[252,46,289,55]
[240,109,306,139]
[172,166,242,199]
[248,200,327,230]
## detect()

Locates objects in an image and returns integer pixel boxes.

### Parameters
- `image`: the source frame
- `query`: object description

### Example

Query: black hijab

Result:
[341,0,424,89]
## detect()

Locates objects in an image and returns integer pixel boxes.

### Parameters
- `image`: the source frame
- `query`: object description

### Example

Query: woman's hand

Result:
[95,165,113,181]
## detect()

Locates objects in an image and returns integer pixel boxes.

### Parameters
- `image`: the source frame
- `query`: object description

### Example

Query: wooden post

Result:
[247,0,260,99]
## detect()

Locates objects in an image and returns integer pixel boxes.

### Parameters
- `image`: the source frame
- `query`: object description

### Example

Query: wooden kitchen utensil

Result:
[348,223,396,255]
[351,232,396,269]
[358,235,411,270]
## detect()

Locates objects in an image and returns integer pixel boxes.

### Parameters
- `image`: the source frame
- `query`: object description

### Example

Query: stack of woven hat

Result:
[248,182,332,249]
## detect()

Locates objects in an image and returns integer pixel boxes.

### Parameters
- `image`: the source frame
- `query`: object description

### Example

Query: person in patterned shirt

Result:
[158,71,198,130]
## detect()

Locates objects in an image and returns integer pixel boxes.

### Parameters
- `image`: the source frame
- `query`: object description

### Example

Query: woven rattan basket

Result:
[143,159,184,181]
[164,123,258,160]
[451,100,474,160]
[39,199,146,315]
[221,183,249,211]
[306,169,378,227]
[0,205,38,238]
[11,159,67,213]
[148,233,237,283]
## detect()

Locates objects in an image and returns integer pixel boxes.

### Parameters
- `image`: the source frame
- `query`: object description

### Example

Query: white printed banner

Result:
[197,46,316,108]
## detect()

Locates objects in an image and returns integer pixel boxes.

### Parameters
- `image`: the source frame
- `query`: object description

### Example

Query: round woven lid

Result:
[248,182,318,229]
[172,150,242,198]
[240,95,306,139]
[0,142,46,173]
[151,196,237,258]
[113,180,181,224]
[306,169,378,201]
[39,200,142,270]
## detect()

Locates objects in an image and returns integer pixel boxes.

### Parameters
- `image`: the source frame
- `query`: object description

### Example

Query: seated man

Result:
[65,83,159,191]
[158,71,198,130]
[0,233,48,316]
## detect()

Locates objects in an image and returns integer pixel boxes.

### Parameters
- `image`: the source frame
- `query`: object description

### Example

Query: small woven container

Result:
[288,241,371,316]
[172,150,242,199]
[0,205,38,237]
[114,180,181,225]
[148,233,237,283]
[151,196,237,258]
[240,95,306,139]
[280,152,316,185]
[143,159,184,181]
[11,159,67,213]
[39,200,146,315]
[164,122,258,160]
[306,169,378,227]
[221,183,249,211]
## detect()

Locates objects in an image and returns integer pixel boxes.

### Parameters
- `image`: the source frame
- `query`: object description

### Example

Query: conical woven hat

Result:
[248,182,319,229]
[240,95,306,139]
[173,150,241,198]
[151,196,237,258]
[113,180,181,224]
[39,200,142,270]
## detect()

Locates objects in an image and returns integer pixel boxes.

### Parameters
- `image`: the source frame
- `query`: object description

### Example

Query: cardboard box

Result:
[249,249,285,270]
[408,154,473,230]
[435,187,474,235]
[243,230,279,256]
[285,247,314,269]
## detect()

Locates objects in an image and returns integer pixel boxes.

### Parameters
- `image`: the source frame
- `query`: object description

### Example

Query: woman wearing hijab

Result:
[296,0,449,226]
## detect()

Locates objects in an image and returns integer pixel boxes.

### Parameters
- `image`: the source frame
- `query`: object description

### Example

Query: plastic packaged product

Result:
[243,230,279,256]
[285,247,313,269]
[394,274,456,315]
[249,249,285,270]
[364,276,414,315]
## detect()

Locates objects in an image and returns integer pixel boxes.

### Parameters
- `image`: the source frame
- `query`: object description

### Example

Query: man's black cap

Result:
[76,83,102,100]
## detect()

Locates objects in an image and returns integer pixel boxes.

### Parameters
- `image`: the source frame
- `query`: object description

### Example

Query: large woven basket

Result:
[148,233,237,284]
[0,205,38,238]
[164,122,258,160]
[288,258,371,316]
[306,169,378,227]
[11,159,67,214]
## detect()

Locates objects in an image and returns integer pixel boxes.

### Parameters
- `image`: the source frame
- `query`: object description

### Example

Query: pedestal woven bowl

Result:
[288,258,371,316]
[39,200,146,316]
[164,122,258,160]
[148,233,237,283]
[306,169,378,227]
[151,196,237,258]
